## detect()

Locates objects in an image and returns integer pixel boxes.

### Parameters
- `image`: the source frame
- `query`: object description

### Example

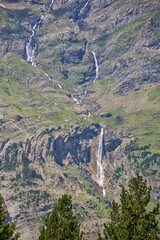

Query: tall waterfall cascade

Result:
[91,51,99,82]
[97,128,105,197]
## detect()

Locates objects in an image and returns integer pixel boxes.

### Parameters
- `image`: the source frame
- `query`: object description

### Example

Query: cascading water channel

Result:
[0,3,6,8]
[58,84,62,89]
[26,15,44,67]
[79,0,89,16]
[26,0,55,67]
[48,0,55,12]
[91,51,99,82]
[45,72,52,81]
[45,73,63,88]
[97,128,105,196]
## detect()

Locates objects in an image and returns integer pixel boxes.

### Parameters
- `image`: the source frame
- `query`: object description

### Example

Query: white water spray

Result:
[91,51,99,82]
[97,128,105,196]
[79,0,89,15]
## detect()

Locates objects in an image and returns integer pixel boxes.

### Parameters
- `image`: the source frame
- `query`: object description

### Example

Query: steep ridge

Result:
[0,0,160,239]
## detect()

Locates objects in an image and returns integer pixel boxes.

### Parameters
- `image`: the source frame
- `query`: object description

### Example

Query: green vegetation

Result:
[4,144,19,171]
[96,17,149,47]
[97,76,115,97]
[16,190,51,208]
[148,87,160,103]
[0,53,86,134]
[124,138,160,177]
[51,8,67,18]
[113,166,124,181]
[0,194,20,240]
[99,174,160,240]
[39,194,83,240]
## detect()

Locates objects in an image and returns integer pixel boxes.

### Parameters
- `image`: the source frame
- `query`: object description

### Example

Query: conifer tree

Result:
[0,194,20,240]
[39,194,83,240]
[98,174,159,240]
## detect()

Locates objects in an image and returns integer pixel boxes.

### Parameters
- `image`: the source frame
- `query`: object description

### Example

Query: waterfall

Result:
[73,97,80,105]
[91,51,99,82]
[26,27,37,67]
[0,4,6,8]
[26,0,55,66]
[58,84,62,89]
[70,94,80,105]
[45,73,63,89]
[97,128,105,196]
[45,72,52,81]
[79,0,89,15]
[26,15,44,67]
[48,0,55,12]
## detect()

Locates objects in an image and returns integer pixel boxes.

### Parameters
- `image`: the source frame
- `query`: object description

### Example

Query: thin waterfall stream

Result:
[97,128,105,197]
[45,73,52,81]
[26,15,44,67]
[48,0,55,12]
[79,0,89,16]
[70,50,100,117]
[26,0,55,67]
[91,51,99,82]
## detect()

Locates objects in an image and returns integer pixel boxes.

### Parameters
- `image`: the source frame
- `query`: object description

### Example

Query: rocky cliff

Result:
[0,0,160,239]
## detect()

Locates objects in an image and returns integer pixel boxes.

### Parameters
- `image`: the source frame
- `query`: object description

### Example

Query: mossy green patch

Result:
[51,7,67,18]
[148,86,160,103]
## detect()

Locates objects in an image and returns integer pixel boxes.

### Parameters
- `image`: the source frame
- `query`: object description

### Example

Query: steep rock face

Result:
[0,124,127,239]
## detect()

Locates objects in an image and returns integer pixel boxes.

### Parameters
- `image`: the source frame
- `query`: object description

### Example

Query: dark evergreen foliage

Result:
[98,174,160,240]
[39,194,83,240]
[0,194,20,240]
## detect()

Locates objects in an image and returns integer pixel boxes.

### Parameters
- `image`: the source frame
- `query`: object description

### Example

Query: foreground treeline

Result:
[0,174,159,240]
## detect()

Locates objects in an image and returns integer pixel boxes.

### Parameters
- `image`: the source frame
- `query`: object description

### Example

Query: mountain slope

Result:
[0,0,160,239]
